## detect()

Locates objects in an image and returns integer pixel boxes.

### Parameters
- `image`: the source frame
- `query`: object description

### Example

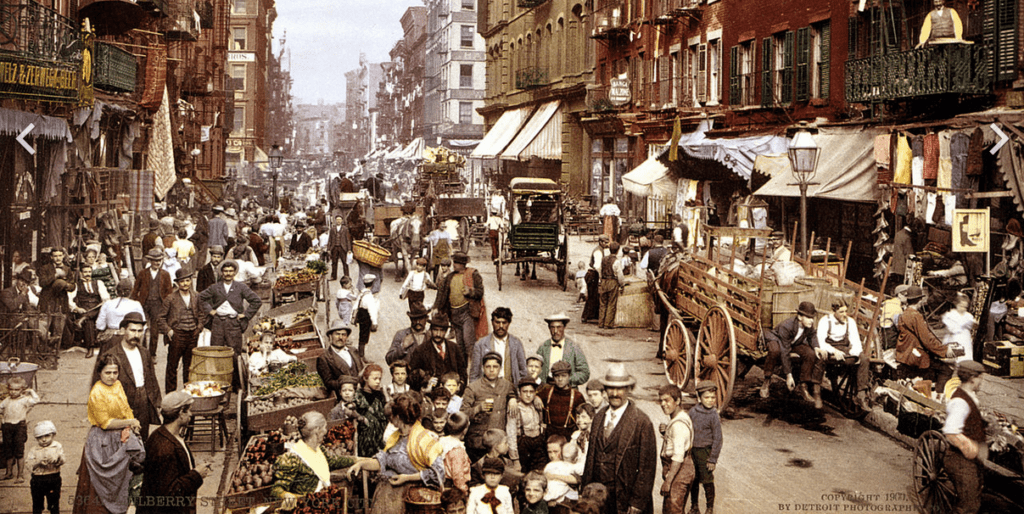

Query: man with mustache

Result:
[92,312,162,441]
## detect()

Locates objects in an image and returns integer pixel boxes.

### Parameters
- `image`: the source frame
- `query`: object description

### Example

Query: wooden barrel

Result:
[190,346,234,388]
[769,283,814,328]
[614,279,655,328]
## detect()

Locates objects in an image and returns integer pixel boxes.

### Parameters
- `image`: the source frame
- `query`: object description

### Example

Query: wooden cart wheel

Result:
[913,430,955,514]
[694,304,738,412]
[662,319,693,390]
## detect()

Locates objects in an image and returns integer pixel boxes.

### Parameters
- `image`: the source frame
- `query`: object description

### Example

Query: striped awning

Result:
[471,107,531,159]
[501,101,561,161]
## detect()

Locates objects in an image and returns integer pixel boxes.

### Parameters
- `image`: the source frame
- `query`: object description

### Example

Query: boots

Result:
[799,383,815,403]
[856,390,872,412]
[812,384,823,410]
[760,379,771,399]
[704,483,715,514]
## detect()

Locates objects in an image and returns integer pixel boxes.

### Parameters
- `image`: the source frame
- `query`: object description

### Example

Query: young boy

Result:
[441,371,464,414]
[441,487,469,514]
[538,361,584,440]
[470,429,519,488]
[520,471,549,514]
[430,406,449,435]
[353,274,380,357]
[441,411,472,493]
[574,262,588,303]
[387,360,411,400]
[525,356,544,387]
[584,379,607,411]
[659,384,694,514]
[507,380,547,473]
[400,257,436,311]
[329,376,365,454]
[689,380,723,514]
[1,376,40,482]
[468,457,514,514]
[26,420,63,514]
[542,436,579,503]
[335,276,357,324]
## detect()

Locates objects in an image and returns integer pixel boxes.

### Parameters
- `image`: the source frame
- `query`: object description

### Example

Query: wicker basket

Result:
[352,240,391,267]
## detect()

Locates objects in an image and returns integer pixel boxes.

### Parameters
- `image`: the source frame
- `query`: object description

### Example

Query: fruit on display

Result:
[291,309,316,324]
[247,336,301,354]
[248,396,322,415]
[322,422,356,458]
[183,381,225,398]
[251,362,324,397]
[274,268,321,289]
[292,485,348,514]
[305,260,328,275]
[229,431,285,495]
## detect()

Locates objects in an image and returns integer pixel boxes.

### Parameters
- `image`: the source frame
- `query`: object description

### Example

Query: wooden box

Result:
[245,397,336,433]
[982,341,1024,377]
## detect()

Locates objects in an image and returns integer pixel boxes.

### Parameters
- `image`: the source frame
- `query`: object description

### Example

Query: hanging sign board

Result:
[609,78,631,106]
[951,208,989,253]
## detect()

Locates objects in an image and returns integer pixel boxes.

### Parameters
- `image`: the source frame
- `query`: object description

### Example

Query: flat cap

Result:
[161,390,194,412]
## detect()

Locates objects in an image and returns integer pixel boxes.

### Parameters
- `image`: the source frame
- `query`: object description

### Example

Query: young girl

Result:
[335,277,357,324]
[355,364,388,458]
[441,371,464,414]
[387,360,411,400]
[400,257,436,311]
[542,437,579,503]
[942,292,975,363]
[441,412,472,493]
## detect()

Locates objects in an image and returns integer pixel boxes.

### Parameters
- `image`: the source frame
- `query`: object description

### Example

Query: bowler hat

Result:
[146,248,165,260]
[599,362,636,388]
[797,301,817,318]
[119,311,146,328]
[429,313,450,329]
[904,286,925,301]
[407,305,430,319]
[452,251,469,265]
[209,245,225,255]
[174,269,194,282]
[212,205,224,213]
[326,320,353,336]
[1007,219,1024,238]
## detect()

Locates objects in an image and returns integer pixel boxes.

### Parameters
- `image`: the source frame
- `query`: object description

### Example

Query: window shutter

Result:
[782,30,794,104]
[995,0,1018,81]
[795,27,810,102]
[697,44,708,103]
[819,22,831,99]
[761,37,772,106]
[729,45,740,105]
[659,56,672,107]
[848,17,858,59]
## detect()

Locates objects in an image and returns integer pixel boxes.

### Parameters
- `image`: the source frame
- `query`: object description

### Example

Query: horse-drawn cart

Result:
[654,224,888,413]
[496,178,569,291]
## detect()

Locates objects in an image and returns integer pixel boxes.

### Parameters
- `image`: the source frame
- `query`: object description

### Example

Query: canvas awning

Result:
[753,127,882,203]
[659,120,789,180]
[255,146,269,172]
[501,101,561,161]
[471,107,531,159]
[622,156,675,198]
[395,138,424,161]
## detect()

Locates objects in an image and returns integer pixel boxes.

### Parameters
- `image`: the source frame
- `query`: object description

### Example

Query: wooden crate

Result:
[245,397,336,433]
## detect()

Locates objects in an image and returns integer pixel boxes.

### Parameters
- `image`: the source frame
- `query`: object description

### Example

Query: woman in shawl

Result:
[354,364,388,458]
[73,354,146,514]
[271,411,356,510]
[347,393,445,514]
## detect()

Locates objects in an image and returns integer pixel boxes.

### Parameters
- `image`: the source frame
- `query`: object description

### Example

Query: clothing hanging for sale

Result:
[923,133,939,180]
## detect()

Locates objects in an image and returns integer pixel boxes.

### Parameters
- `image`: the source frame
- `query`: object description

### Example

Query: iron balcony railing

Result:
[93,41,136,92]
[0,0,80,64]
[591,2,626,39]
[515,67,548,89]
[162,0,199,41]
[517,0,548,8]
[845,44,992,103]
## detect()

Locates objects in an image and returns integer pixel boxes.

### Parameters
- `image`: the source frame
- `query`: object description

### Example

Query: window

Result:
[462,0,475,10]
[232,27,246,50]
[461,25,474,48]
[670,49,682,107]
[459,102,473,124]
[460,64,473,88]
[231,63,246,91]
[708,39,720,104]
[730,41,756,106]
[232,0,246,14]
[691,44,707,104]
[233,106,244,134]
[770,31,793,105]
[812,21,830,99]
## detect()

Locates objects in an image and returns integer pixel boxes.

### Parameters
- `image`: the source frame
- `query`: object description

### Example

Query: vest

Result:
[601,253,617,280]
[826,317,851,351]
[76,279,103,310]
[951,388,985,443]
[929,9,955,40]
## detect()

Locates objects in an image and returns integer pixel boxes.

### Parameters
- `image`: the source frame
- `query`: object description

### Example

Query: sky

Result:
[272,0,423,106]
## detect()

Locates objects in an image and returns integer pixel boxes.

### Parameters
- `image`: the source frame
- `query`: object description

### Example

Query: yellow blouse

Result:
[87,381,134,429]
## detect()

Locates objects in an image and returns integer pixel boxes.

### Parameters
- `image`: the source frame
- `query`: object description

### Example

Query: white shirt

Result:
[123,345,145,387]
[333,345,353,368]
[604,401,628,434]
[816,314,863,357]
[215,283,239,316]
[69,280,110,310]
[549,338,565,374]
[491,336,507,378]
[943,389,979,436]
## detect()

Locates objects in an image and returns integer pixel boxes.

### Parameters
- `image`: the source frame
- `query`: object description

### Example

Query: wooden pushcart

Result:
[654,224,889,413]
[912,430,1024,514]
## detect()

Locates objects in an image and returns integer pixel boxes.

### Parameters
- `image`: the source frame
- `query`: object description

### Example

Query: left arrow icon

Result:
[16,123,35,155]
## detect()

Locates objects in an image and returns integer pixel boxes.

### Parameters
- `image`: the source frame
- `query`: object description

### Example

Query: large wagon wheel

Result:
[663,319,693,390]
[913,430,955,514]
[694,305,738,412]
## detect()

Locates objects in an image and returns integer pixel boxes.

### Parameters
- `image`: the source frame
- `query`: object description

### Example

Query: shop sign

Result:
[0,55,81,104]
[609,78,631,106]
[952,208,989,252]
[228,52,255,62]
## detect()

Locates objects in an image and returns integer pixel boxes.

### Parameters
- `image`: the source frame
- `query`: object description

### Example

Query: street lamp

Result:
[788,128,820,259]
[270,143,283,210]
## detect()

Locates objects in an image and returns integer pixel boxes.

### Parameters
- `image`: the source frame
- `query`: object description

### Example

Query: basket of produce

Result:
[226,431,286,505]
[404,486,443,514]
[352,240,391,267]
[292,484,348,514]
[323,420,357,457]
[183,381,227,411]
[274,269,322,290]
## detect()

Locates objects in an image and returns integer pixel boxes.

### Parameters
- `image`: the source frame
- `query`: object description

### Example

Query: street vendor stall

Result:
[271,259,328,307]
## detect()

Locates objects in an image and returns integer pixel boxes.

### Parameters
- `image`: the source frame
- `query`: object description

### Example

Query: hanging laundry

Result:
[923,133,939,180]
[951,131,970,208]
[938,130,953,190]
[875,134,892,168]
[894,134,913,184]
[911,135,925,187]
[966,128,985,176]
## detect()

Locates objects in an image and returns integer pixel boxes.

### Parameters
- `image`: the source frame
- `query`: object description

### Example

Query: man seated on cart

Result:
[762,301,826,409]
[815,300,872,412]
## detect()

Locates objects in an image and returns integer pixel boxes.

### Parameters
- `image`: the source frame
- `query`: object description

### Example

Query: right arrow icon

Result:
[991,123,1009,155]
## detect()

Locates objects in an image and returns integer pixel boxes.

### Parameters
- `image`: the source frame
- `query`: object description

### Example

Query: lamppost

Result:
[269,143,283,210]
[788,128,820,259]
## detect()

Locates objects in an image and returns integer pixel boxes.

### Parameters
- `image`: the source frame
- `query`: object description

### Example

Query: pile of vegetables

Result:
[249,396,321,415]
[274,269,321,289]
[322,422,357,458]
[292,485,348,514]
[246,336,301,354]
[229,431,285,494]
[251,362,323,396]
[305,260,328,275]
